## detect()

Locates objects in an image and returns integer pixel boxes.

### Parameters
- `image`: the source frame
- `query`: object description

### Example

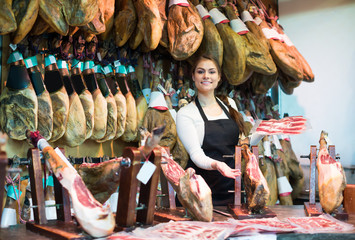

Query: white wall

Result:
[278,0,355,168]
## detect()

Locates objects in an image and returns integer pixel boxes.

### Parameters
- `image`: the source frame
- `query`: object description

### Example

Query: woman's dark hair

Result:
[191,55,246,136]
[217,94,247,136]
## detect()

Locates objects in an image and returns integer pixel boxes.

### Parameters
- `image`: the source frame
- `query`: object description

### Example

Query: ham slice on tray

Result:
[242,145,270,213]
[27,131,115,238]
[253,116,307,135]
[160,147,213,222]
[317,131,346,213]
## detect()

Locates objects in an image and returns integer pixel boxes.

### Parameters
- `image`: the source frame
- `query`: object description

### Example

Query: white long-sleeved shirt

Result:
[176,97,238,170]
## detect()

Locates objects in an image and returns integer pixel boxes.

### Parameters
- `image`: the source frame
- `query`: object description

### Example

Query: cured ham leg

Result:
[160,147,213,222]
[242,145,270,213]
[317,131,346,213]
[78,125,166,204]
[28,131,115,238]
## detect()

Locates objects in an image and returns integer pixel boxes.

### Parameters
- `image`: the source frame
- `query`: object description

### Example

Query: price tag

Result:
[114,60,121,67]
[136,161,156,185]
[187,88,195,97]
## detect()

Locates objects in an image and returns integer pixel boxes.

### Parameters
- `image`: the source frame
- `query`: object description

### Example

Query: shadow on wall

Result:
[279,0,355,16]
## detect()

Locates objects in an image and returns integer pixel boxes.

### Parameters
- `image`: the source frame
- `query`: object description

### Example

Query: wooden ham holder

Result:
[116,147,162,228]
[26,147,162,239]
[0,150,8,226]
[25,148,85,240]
[303,145,348,220]
[228,145,276,220]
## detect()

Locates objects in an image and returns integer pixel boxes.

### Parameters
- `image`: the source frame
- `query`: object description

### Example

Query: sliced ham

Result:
[317,131,346,213]
[28,131,115,238]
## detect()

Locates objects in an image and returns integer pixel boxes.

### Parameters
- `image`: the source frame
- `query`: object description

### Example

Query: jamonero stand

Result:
[25,146,162,239]
[302,145,348,220]
[228,145,276,220]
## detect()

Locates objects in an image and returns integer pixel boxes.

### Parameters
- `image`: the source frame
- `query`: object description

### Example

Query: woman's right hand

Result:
[212,161,241,179]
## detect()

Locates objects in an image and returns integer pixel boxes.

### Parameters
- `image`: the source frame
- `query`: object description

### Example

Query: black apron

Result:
[186,97,239,206]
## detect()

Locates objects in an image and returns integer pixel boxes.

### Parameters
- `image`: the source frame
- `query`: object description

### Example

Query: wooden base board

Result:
[304,202,322,217]
[26,220,88,240]
[228,204,276,220]
[329,205,349,221]
[154,208,192,222]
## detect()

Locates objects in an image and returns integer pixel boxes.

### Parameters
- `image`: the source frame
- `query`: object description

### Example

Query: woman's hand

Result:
[212,161,241,179]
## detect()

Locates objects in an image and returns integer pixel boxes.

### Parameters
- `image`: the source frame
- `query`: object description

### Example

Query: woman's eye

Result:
[209,71,216,74]
[197,70,204,74]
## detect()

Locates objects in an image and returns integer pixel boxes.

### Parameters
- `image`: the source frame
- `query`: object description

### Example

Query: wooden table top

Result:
[0,205,354,240]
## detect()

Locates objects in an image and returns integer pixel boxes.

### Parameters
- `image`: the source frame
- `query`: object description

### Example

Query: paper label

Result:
[149,91,168,110]
[97,52,102,61]
[9,43,17,51]
[168,0,189,7]
[142,88,151,104]
[263,140,272,157]
[230,18,249,34]
[7,185,22,200]
[84,60,95,70]
[241,10,254,22]
[45,55,57,67]
[187,88,195,97]
[94,65,103,74]
[109,192,119,213]
[114,60,121,68]
[24,56,38,68]
[38,138,50,151]
[229,90,235,99]
[272,135,282,150]
[103,65,113,75]
[277,176,293,195]
[127,65,135,73]
[171,90,179,107]
[209,8,229,25]
[57,60,68,70]
[118,65,127,74]
[45,200,57,220]
[137,161,157,185]
[157,84,168,95]
[0,208,17,228]
[47,175,54,187]
[254,16,263,25]
[196,4,210,19]
[262,27,281,40]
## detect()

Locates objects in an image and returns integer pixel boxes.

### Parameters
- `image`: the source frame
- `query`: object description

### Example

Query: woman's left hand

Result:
[213,161,241,179]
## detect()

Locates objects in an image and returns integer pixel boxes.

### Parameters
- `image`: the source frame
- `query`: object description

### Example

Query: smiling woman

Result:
[176,55,246,206]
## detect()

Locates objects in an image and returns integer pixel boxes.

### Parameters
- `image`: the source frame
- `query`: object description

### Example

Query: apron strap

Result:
[195,97,232,122]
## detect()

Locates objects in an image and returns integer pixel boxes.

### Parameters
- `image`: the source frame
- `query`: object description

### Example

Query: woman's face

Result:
[192,59,220,94]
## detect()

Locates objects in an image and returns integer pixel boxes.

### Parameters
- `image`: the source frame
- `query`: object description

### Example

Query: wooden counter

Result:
[1,205,354,240]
